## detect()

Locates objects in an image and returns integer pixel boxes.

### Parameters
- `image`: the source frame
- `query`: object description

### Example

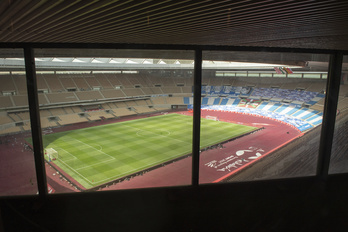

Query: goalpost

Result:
[206,115,219,121]
[45,148,59,161]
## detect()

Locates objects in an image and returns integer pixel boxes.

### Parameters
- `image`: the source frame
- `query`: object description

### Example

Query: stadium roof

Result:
[0,0,348,51]
[0,1,348,73]
[0,56,307,71]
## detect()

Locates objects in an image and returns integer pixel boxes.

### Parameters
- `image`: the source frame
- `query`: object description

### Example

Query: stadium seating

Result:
[72,77,90,90]
[44,75,65,92]
[0,75,16,93]
[46,92,79,103]
[87,110,115,121]
[1,73,346,137]
[40,117,59,128]
[58,114,89,125]
[95,75,113,89]
[133,106,156,114]
[113,108,137,117]
[75,91,104,101]
[59,77,77,89]
[0,96,13,108]
[12,75,27,94]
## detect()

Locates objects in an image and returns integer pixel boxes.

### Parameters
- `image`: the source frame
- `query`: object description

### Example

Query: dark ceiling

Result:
[1,0,348,51]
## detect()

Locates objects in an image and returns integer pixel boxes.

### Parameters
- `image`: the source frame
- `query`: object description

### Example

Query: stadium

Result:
[2,49,347,194]
[1,1,348,231]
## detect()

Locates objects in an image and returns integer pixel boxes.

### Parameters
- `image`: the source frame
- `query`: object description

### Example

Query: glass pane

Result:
[34,48,194,193]
[0,49,38,196]
[200,50,329,184]
[329,55,348,174]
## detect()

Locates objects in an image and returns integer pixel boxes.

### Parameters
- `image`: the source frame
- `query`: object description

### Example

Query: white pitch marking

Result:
[121,124,191,145]
[64,136,115,160]
[92,153,190,184]
[53,146,78,161]
[55,156,93,185]
[75,158,115,171]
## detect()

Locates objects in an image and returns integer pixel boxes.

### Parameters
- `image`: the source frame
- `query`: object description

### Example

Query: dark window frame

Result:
[0,42,345,197]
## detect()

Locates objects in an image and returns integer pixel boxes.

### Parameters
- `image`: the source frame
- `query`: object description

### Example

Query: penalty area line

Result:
[56,157,93,185]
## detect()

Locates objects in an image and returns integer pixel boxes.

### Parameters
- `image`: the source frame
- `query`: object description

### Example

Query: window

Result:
[0,44,344,196]
[201,50,329,183]
[34,48,194,193]
[0,49,38,196]
[329,55,348,174]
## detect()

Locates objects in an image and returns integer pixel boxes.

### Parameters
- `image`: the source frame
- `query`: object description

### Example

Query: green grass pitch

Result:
[39,113,257,189]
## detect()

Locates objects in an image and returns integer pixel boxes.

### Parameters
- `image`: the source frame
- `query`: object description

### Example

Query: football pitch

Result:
[40,113,257,189]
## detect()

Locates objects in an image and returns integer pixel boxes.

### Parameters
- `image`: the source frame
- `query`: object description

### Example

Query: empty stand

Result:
[141,87,156,95]
[126,74,151,87]
[115,75,133,88]
[7,113,21,122]
[36,75,49,90]
[100,103,112,109]
[38,94,49,105]
[0,115,14,125]
[0,96,13,108]
[165,97,184,105]
[209,77,224,86]
[49,108,67,116]
[12,95,28,107]
[101,89,126,98]
[307,82,326,92]
[106,75,123,88]
[337,97,348,111]
[133,106,156,114]
[63,107,75,114]
[87,110,115,121]
[339,84,348,96]
[161,77,176,86]
[0,75,16,94]
[17,112,30,120]
[95,75,113,89]
[75,91,104,101]
[112,108,136,117]
[58,114,88,125]
[134,100,148,105]
[125,100,137,106]
[12,75,27,94]
[151,97,166,105]
[40,117,58,128]
[59,76,77,89]
[40,109,51,117]
[73,77,90,90]
[85,76,101,89]
[122,88,145,97]
[113,102,128,108]
[161,86,182,94]
[0,126,21,135]
[46,92,78,103]
[71,106,82,113]
[44,74,64,92]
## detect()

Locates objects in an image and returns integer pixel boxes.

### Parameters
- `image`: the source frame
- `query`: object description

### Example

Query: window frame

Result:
[0,42,345,197]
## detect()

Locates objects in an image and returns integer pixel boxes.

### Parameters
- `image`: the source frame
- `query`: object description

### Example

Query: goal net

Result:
[206,115,219,121]
[45,148,58,161]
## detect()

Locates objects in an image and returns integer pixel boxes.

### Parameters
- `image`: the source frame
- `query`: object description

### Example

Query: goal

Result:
[45,148,58,161]
[206,115,219,121]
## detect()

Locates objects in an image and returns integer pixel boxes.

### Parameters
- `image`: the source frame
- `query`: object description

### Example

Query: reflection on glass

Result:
[329,56,348,174]
[0,49,38,196]
[34,49,193,193]
[200,51,329,184]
